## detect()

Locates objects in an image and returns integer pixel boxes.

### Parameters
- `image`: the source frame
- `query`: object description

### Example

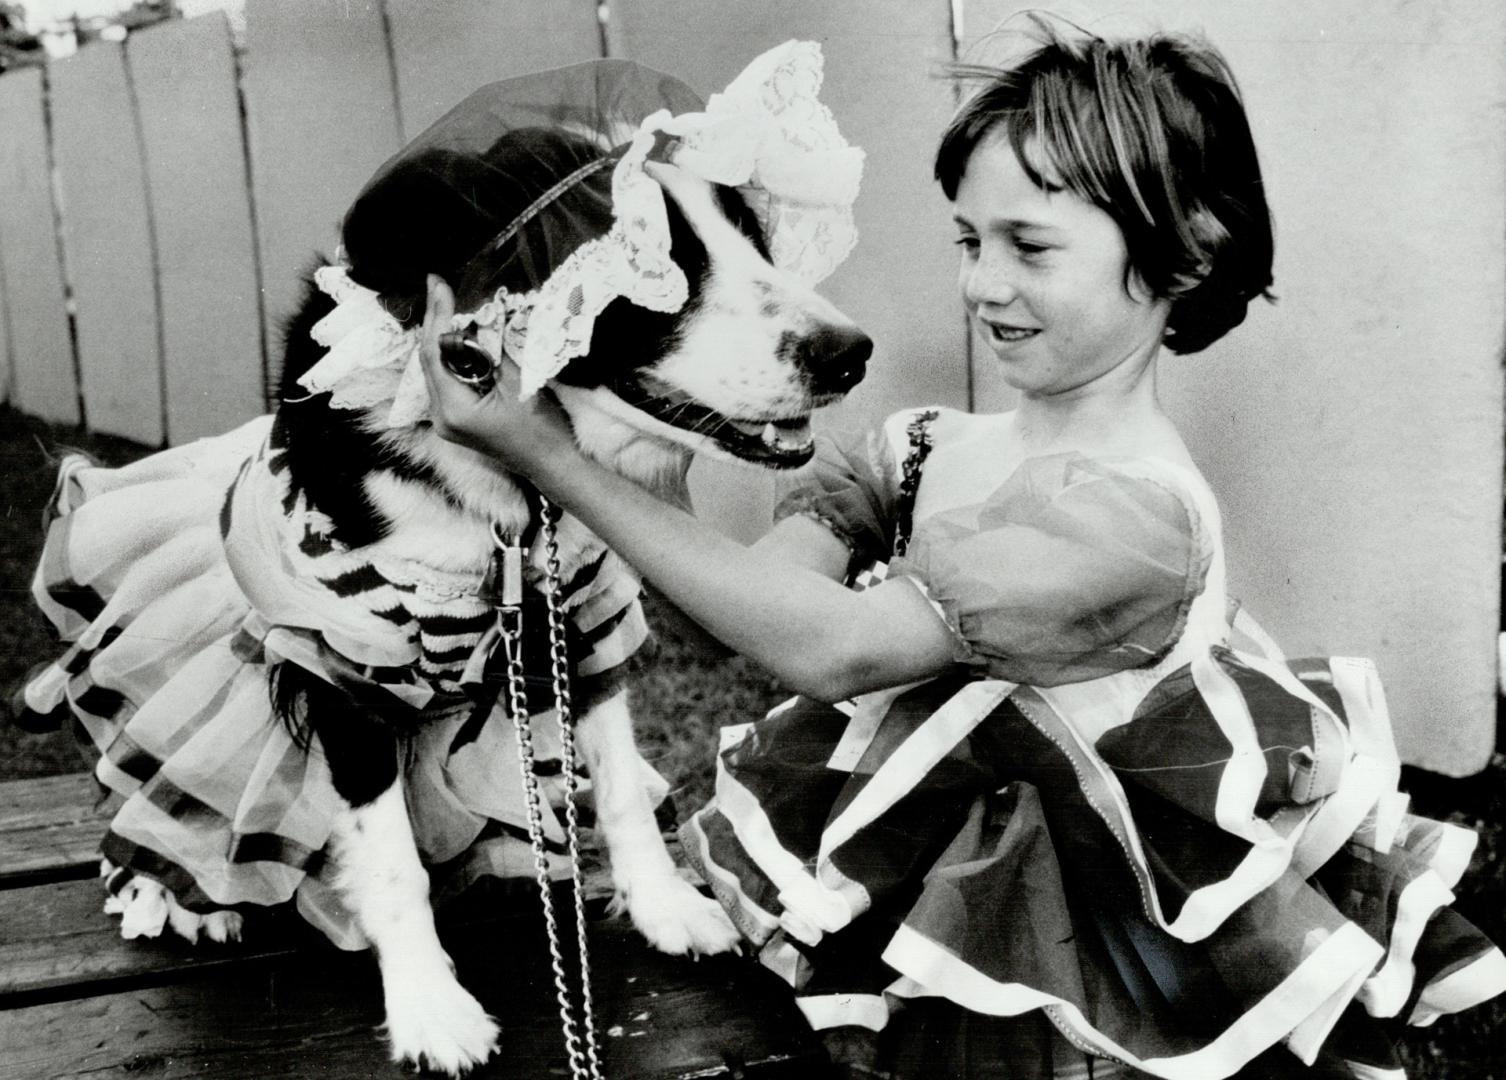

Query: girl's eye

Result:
[954,235,980,252]
[1013,240,1050,259]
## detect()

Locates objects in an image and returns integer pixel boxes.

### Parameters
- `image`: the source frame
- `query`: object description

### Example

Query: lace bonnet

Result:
[296,41,864,425]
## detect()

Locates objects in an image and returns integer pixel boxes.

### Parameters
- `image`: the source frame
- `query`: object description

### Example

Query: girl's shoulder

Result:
[876,404,991,448]
[998,451,1223,562]
[1080,452,1222,542]
[874,405,1007,486]
[878,408,1213,517]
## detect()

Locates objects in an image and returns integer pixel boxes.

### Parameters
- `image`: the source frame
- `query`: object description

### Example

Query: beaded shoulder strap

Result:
[893,408,939,557]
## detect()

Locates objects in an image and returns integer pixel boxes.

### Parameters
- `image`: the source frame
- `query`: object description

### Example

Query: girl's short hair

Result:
[935,16,1274,354]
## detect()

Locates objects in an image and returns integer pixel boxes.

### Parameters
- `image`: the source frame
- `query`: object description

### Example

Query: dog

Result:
[77,112,870,1074]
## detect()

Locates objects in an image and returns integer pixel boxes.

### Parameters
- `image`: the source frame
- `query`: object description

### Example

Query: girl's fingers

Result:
[492,351,523,400]
[420,274,524,402]
[417,274,533,455]
[419,274,459,408]
[419,275,499,443]
[423,274,456,350]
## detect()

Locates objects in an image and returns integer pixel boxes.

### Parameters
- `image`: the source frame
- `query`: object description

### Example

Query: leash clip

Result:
[482,521,526,611]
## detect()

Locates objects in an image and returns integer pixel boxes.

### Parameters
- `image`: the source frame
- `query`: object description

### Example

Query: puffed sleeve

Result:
[890,454,1212,687]
[772,422,902,572]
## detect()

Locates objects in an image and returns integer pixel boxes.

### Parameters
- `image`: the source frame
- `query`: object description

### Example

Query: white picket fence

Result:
[0,0,1500,774]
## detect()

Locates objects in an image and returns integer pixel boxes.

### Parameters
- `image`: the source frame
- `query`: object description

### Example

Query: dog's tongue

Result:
[727,416,813,453]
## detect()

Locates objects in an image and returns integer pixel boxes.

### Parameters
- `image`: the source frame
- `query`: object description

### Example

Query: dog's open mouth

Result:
[611,376,816,468]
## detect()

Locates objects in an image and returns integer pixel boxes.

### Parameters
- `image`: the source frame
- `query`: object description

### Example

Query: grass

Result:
[1,402,1502,1077]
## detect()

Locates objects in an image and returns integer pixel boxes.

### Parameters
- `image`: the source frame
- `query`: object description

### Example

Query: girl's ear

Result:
[1124,264,1163,307]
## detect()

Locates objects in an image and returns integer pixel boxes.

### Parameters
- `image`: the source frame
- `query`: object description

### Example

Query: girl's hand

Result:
[417,274,579,475]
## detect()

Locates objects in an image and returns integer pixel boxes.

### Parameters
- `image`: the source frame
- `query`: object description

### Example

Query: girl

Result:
[419,19,1505,1080]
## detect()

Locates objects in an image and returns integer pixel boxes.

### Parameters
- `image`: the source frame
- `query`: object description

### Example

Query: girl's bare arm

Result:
[419,277,956,702]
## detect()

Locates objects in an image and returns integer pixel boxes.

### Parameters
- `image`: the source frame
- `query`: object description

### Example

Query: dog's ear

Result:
[341,148,507,321]
[341,129,613,324]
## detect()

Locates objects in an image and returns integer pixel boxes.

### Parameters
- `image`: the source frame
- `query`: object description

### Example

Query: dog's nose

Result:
[805,324,872,394]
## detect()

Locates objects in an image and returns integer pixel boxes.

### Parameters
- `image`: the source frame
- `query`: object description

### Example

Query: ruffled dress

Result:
[680,406,1506,1079]
[21,415,659,949]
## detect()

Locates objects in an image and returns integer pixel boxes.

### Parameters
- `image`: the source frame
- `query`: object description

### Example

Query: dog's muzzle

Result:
[803,324,872,396]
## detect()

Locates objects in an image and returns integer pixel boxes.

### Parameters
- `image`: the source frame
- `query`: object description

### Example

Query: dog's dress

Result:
[24,414,657,948]
[681,406,1506,1079]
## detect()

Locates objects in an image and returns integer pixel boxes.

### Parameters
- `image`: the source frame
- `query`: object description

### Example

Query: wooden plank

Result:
[0,774,112,888]
[48,40,164,444]
[0,773,101,834]
[239,0,403,364]
[0,775,819,1073]
[0,66,78,425]
[0,897,823,1079]
[385,0,603,139]
[608,0,963,544]
[0,851,611,1004]
[0,877,300,1004]
[0,822,105,888]
[129,13,268,443]
[962,0,1505,774]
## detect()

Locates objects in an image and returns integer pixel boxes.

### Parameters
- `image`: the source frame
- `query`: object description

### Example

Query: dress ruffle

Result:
[22,418,663,949]
[681,647,1505,1079]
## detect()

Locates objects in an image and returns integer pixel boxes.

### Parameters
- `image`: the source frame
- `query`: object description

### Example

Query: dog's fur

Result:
[106,125,870,1074]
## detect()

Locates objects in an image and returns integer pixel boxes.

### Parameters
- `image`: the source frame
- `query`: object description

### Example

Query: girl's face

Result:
[952,129,1171,398]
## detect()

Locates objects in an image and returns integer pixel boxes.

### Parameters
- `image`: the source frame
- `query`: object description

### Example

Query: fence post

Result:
[0,65,77,426]
[129,13,266,442]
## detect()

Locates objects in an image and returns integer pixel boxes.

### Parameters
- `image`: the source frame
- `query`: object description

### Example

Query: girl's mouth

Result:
[982,321,1041,345]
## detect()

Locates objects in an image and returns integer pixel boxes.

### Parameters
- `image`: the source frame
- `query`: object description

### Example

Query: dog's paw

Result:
[102,867,243,945]
[103,872,171,940]
[175,905,244,944]
[622,874,741,957]
[382,965,500,1076]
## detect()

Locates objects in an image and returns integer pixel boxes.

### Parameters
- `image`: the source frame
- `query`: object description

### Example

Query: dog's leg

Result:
[577,690,740,956]
[327,779,499,1075]
[299,667,498,1077]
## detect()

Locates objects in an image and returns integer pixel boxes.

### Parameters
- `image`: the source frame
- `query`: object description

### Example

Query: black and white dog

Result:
[101,120,869,1073]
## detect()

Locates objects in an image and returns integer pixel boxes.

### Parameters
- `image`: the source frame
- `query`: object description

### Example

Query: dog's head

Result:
[339,126,870,473]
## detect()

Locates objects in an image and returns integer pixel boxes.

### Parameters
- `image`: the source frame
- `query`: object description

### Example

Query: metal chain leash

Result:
[492,501,603,1080]
[538,497,605,1079]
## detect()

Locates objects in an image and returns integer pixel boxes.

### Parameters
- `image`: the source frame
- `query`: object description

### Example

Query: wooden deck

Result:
[0,773,830,1079]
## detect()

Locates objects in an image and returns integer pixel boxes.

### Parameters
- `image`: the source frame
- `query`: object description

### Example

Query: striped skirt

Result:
[681,657,1505,1079]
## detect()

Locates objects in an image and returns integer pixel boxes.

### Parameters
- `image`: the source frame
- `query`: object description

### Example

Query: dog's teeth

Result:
[759,421,814,453]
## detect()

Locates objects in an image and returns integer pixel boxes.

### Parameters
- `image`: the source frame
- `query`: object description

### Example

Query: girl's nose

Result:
[961,251,1018,309]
